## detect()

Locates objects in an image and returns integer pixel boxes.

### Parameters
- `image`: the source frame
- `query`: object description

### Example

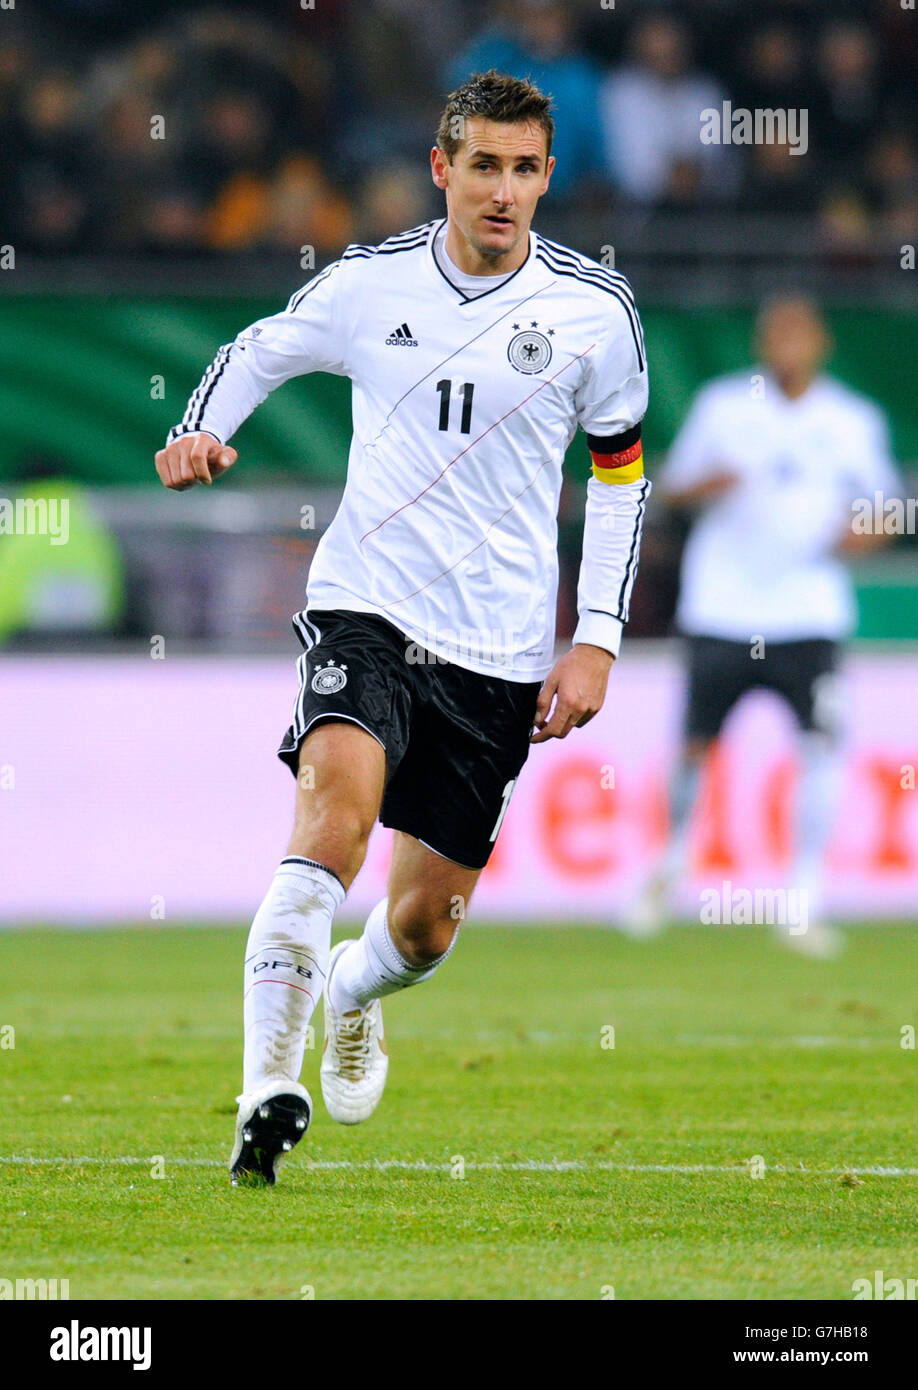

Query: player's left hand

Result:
[530,644,615,743]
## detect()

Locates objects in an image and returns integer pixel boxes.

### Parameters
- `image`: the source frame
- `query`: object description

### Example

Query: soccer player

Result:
[628,295,900,953]
[155,71,651,1186]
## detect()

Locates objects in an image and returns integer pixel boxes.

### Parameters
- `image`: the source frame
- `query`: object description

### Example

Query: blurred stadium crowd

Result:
[3,0,916,259]
[1,0,914,652]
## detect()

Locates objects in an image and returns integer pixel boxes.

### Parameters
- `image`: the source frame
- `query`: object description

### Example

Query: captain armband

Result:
[587,424,644,484]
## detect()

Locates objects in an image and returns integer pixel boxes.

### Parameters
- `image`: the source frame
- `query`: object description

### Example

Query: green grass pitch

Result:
[1,923,916,1300]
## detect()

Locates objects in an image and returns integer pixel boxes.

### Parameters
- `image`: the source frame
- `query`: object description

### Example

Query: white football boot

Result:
[229,1078,312,1187]
[620,868,672,939]
[321,940,389,1124]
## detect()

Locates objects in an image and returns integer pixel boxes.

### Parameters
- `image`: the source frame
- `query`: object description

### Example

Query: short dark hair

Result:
[436,69,554,164]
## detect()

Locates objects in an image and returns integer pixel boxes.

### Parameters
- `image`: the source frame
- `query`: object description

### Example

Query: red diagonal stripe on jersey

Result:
[387,453,555,605]
[359,343,597,544]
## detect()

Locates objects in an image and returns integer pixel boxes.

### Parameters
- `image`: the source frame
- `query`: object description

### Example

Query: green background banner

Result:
[1,298,916,485]
[1,297,914,639]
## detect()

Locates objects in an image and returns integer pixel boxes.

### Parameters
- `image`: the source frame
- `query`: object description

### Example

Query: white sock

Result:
[328,896,457,1014]
[243,856,346,1094]
[790,732,843,920]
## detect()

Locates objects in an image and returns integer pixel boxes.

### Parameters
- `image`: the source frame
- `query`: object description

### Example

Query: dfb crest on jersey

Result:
[508,329,552,375]
[311,659,348,694]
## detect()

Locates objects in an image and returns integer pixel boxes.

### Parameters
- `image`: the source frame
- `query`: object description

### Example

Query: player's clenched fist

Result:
[154,432,238,490]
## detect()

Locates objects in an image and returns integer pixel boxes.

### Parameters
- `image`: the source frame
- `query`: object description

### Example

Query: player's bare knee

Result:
[296,796,376,845]
[388,896,457,965]
[398,928,455,968]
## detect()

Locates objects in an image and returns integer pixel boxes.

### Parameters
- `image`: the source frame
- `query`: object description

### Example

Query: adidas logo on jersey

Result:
[385,323,418,346]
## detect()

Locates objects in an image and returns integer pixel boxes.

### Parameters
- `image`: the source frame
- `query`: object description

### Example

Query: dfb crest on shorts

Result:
[507,328,552,375]
[311,659,348,694]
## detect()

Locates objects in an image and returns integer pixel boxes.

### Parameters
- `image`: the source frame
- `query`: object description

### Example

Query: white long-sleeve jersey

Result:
[659,369,901,641]
[168,219,651,681]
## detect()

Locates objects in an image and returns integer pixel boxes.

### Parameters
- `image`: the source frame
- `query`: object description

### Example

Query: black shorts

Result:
[277,608,542,870]
[683,634,842,741]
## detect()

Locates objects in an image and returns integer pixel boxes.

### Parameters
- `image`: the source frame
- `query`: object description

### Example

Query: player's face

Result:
[432,118,554,266]
[757,302,830,386]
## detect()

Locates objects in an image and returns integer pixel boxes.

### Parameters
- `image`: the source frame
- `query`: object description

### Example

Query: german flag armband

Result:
[587,424,644,484]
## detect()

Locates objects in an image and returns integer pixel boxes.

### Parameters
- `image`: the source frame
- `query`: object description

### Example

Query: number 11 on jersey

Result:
[436,379,475,434]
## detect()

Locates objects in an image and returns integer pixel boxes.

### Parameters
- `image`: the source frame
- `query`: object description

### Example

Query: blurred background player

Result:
[629,296,902,954]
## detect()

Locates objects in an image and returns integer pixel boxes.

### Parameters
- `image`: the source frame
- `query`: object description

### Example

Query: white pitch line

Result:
[1,1156,916,1176]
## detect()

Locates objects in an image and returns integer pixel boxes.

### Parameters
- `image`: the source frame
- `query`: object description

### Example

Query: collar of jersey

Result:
[427,218,535,304]
[757,367,830,407]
